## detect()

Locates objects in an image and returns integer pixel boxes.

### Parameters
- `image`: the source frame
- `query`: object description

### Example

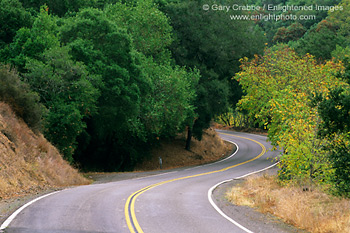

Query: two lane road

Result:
[3,131,279,233]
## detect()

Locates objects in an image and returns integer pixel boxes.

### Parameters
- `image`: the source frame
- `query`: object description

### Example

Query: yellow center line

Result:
[125,133,266,233]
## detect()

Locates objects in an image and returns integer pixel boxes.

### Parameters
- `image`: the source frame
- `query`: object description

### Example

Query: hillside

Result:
[134,128,233,171]
[0,102,90,200]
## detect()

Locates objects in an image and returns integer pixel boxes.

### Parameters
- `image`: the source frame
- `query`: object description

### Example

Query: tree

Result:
[328,0,350,45]
[59,5,201,170]
[105,0,173,63]
[59,7,148,169]
[332,45,350,84]
[162,0,265,148]
[24,46,100,162]
[316,46,350,196]
[273,22,306,43]
[292,20,342,60]
[0,0,32,47]
[235,45,347,185]
[18,0,96,16]
[0,6,60,71]
[316,88,350,197]
[137,55,199,141]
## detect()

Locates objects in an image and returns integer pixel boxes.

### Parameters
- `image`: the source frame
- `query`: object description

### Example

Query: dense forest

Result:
[0,0,349,197]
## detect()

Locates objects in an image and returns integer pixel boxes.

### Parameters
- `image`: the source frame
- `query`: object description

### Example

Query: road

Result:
[2,131,280,233]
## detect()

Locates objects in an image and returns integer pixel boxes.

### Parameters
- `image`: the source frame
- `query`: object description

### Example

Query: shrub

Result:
[0,64,43,131]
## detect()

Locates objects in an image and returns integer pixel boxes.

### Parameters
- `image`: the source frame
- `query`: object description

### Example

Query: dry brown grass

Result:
[0,102,90,200]
[134,128,234,171]
[226,175,350,233]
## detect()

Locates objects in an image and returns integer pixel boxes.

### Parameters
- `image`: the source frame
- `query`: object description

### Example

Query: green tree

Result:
[316,45,350,196]
[236,46,347,186]
[162,0,265,147]
[24,46,100,162]
[59,8,151,170]
[60,6,199,170]
[0,7,60,71]
[292,20,342,60]
[138,55,199,140]
[0,0,32,47]
[317,88,350,197]
[328,0,350,45]
[332,46,350,84]
[105,0,173,63]
[18,0,96,16]
[273,22,306,43]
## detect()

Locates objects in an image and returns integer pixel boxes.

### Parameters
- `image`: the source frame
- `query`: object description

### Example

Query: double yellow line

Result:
[124,133,266,233]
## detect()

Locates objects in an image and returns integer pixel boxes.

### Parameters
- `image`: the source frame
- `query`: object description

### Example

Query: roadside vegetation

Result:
[214,0,350,198]
[211,0,350,231]
[226,175,350,233]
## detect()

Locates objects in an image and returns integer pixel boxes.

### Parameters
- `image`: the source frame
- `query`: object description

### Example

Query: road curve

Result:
[2,130,279,233]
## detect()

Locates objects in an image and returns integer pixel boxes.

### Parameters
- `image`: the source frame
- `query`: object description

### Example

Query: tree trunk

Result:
[185,126,192,151]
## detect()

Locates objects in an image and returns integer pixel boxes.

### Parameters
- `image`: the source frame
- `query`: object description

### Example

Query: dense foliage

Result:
[236,46,348,190]
[162,0,265,147]
[205,0,350,196]
[1,0,261,171]
[1,0,349,196]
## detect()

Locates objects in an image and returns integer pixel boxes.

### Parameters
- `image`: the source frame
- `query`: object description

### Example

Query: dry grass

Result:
[226,175,350,233]
[0,102,90,200]
[134,128,234,171]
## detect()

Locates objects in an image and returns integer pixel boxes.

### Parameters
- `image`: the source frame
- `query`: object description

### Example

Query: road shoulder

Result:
[212,167,308,233]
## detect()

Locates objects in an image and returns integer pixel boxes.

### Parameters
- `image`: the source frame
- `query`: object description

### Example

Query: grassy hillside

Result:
[0,102,90,200]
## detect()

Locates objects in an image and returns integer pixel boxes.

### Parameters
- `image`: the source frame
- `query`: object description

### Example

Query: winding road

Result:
[2,130,280,233]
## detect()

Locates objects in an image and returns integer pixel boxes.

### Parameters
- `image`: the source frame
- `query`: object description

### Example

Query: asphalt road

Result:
[2,130,281,233]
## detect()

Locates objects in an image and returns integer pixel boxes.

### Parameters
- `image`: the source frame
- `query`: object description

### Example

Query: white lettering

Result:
[212,4,231,12]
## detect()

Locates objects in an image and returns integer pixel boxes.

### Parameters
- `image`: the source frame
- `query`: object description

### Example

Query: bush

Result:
[0,64,43,131]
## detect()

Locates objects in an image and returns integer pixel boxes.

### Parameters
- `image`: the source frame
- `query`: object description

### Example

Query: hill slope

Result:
[134,128,233,171]
[0,102,89,200]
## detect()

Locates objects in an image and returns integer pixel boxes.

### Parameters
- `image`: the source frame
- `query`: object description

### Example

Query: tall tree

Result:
[105,0,173,63]
[292,20,343,60]
[60,8,148,170]
[317,88,350,197]
[236,45,347,185]
[59,5,198,170]
[24,46,100,162]
[328,0,350,45]
[0,0,32,47]
[0,6,60,71]
[162,0,265,148]
[18,0,96,16]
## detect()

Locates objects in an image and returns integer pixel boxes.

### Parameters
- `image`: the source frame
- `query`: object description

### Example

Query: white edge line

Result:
[208,180,254,233]
[208,137,280,233]
[0,190,61,230]
[183,139,240,171]
[208,162,279,233]
[234,162,280,180]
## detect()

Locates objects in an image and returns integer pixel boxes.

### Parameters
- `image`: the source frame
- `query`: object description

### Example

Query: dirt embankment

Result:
[134,128,234,171]
[0,102,90,201]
